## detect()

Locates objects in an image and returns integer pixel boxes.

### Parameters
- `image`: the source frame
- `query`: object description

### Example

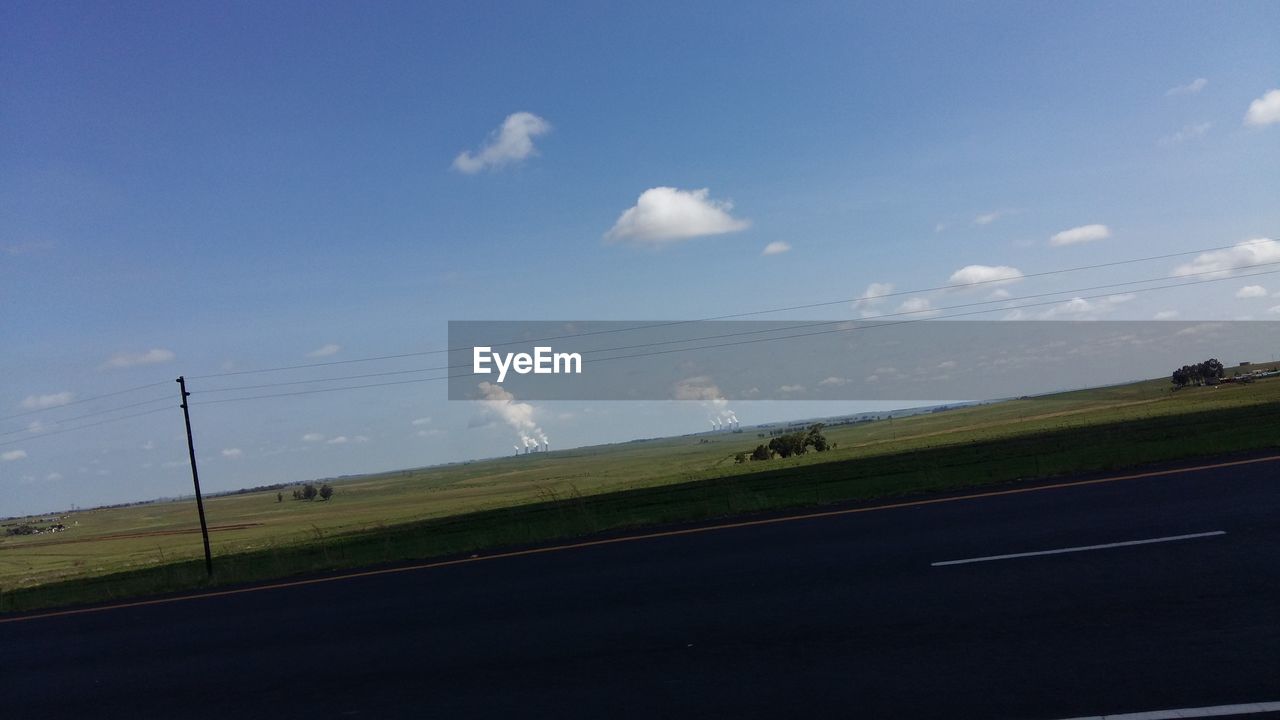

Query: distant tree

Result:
[319,484,334,501]
[734,452,747,464]
[750,444,772,461]
[276,492,283,503]
[302,483,319,501]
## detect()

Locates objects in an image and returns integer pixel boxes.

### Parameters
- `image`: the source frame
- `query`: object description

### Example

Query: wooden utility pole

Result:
[177,376,213,577]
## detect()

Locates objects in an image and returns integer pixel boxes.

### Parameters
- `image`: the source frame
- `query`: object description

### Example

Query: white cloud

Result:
[1269,305,1280,315]
[21,391,74,410]
[302,433,325,443]
[989,288,1012,300]
[1244,89,1280,127]
[896,297,937,316]
[28,420,47,434]
[854,282,894,316]
[604,187,749,245]
[948,265,1024,287]
[1171,238,1280,278]
[452,111,552,173]
[1049,224,1111,246]
[761,241,792,256]
[1039,294,1135,319]
[1166,78,1208,96]
[2,449,27,461]
[973,210,1009,226]
[1154,310,1180,320]
[307,343,342,358]
[937,360,958,370]
[45,471,63,481]
[103,348,175,369]
[221,448,243,459]
[411,417,432,426]
[1158,122,1211,146]
[325,436,349,445]
[818,376,850,386]
[777,384,805,394]
[1236,285,1268,298]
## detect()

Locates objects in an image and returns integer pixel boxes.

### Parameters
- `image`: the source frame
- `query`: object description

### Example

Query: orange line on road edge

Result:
[4,453,1278,625]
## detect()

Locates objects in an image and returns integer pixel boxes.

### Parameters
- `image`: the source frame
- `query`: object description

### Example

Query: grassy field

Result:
[3,369,1279,612]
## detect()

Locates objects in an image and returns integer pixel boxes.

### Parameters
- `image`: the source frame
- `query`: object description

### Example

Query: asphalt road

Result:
[4,455,1280,719]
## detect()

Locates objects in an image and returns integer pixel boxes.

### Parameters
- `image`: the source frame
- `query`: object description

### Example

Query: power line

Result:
[0,406,172,448]
[0,380,171,423]
[192,258,1280,395]
[0,396,173,438]
[187,239,1272,380]
[190,265,1280,407]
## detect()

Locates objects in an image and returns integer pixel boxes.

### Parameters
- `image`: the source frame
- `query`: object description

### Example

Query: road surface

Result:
[4,455,1280,718]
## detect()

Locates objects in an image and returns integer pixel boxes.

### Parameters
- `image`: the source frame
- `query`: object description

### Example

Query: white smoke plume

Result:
[474,382,549,450]
[676,376,742,432]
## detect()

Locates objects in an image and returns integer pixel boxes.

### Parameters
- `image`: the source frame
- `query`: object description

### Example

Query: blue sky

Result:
[3,1,1279,515]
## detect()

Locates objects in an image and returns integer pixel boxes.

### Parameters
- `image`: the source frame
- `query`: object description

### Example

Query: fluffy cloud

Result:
[818,376,850,386]
[452,112,552,173]
[604,187,749,245]
[777,384,805,394]
[103,348,175,369]
[1154,310,1180,320]
[1166,78,1208,96]
[2,449,27,461]
[896,297,937,316]
[1171,238,1280,278]
[411,417,432,426]
[1236,285,1268,298]
[1270,305,1280,315]
[761,241,792,256]
[1038,294,1135,319]
[302,433,325,443]
[1244,89,1280,127]
[21,392,74,410]
[307,343,342,358]
[856,282,894,305]
[1158,122,1211,146]
[325,436,349,445]
[221,448,243,459]
[1049,224,1111,246]
[948,265,1024,287]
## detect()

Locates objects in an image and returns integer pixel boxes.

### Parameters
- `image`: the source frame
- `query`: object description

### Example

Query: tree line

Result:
[279,482,334,502]
[736,423,831,463]
[1171,358,1224,388]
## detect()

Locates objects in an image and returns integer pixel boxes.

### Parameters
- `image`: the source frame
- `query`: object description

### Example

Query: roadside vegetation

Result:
[3,366,1278,613]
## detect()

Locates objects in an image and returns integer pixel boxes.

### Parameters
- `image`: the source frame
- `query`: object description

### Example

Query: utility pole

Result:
[177,376,213,577]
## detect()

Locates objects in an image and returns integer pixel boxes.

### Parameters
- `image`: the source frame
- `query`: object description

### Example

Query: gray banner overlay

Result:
[447,320,1280,401]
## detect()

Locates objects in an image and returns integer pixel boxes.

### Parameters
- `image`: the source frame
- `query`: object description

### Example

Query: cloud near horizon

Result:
[948,265,1024,287]
[453,112,552,173]
[605,187,749,245]
[1172,238,1280,278]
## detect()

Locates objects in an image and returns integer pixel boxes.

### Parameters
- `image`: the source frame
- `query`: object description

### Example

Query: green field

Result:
[3,369,1279,612]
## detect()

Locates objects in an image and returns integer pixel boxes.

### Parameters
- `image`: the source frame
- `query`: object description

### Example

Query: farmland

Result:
[3,367,1279,612]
